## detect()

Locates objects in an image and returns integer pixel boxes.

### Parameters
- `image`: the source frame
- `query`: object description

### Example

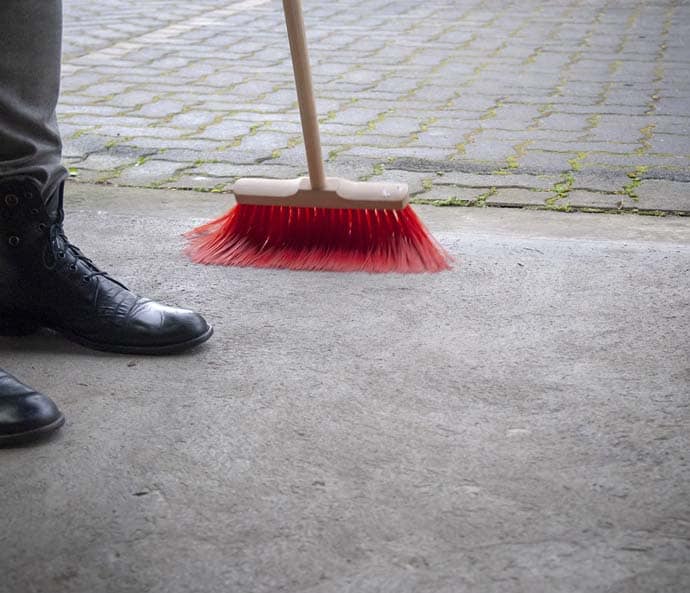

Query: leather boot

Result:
[0,368,64,445]
[0,176,213,354]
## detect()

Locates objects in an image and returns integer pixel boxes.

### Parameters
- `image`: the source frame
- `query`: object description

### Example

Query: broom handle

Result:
[282,0,326,191]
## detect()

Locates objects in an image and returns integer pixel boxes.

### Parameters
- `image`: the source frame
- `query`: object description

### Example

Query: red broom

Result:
[186,0,451,273]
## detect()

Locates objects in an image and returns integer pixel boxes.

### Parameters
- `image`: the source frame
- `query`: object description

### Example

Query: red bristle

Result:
[185,205,452,273]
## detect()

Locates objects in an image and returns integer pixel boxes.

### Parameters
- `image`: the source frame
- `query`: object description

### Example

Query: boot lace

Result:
[45,211,128,288]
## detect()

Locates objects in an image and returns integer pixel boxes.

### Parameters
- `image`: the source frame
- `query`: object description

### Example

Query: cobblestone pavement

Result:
[60,0,690,214]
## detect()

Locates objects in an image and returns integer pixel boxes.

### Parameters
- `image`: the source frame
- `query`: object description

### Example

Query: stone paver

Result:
[59,0,690,213]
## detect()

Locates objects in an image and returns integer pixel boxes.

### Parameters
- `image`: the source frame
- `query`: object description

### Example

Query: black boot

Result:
[0,176,213,354]
[0,368,64,445]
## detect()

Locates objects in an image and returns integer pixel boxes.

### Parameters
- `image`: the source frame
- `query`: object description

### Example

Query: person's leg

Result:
[0,0,66,445]
[0,0,67,213]
[0,1,213,444]
[0,1,213,355]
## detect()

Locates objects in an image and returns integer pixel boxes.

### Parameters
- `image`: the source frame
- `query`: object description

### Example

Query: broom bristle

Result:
[185,204,452,273]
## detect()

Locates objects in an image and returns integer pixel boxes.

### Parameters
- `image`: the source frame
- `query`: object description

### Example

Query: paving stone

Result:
[197,120,257,141]
[412,185,485,204]
[51,0,689,213]
[539,113,591,132]
[57,104,122,116]
[105,91,161,108]
[341,134,409,148]
[531,140,641,153]
[572,172,634,193]
[59,94,107,106]
[167,111,218,129]
[193,163,302,180]
[486,188,550,207]
[520,150,582,173]
[584,154,685,169]
[62,134,114,158]
[446,95,502,112]
[235,132,292,153]
[339,146,454,161]
[649,134,690,156]
[368,169,433,195]
[566,191,623,210]
[121,137,221,152]
[328,108,383,127]
[635,180,690,212]
[76,153,140,171]
[588,126,647,144]
[436,172,560,190]
[95,125,191,139]
[339,70,385,85]
[133,100,185,118]
[196,71,246,88]
[115,159,185,185]
[463,142,519,161]
[60,70,104,90]
[483,129,583,142]
[372,78,420,94]
[78,82,132,98]
[368,117,420,136]
[647,117,690,136]
[61,115,159,128]
[413,128,475,149]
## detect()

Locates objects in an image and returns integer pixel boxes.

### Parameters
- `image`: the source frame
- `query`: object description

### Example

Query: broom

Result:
[185,0,451,273]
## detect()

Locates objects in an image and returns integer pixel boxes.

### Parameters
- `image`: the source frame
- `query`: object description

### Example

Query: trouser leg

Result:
[0,0,67,215]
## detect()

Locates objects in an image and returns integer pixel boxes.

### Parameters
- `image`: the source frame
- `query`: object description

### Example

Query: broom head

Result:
[185,177,452,273]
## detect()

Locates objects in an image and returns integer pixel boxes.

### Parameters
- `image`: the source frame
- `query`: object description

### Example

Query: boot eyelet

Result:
[4,194,19,207]
[8,235,20,247]
[69,264,77,271]
[38,223,48,232]
[82,276,91,283]
[58,251,66,259]
[30,208,40,216]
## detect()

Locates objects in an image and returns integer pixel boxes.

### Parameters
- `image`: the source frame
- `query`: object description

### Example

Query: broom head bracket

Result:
[232,177,409,210]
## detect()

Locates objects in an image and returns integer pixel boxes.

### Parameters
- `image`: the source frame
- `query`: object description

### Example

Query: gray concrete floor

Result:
[1,184,689,593]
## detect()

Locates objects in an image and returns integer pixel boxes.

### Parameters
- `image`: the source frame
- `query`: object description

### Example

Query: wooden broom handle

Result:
[282,0,326,191]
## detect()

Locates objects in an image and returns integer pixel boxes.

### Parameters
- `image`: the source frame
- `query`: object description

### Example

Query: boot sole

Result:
[0,414,65,446]
[0,317,41,336]
[60,325,214,355]
[0,317,214,355]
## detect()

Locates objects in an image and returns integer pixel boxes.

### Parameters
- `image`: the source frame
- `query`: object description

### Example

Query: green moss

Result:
[357,109,393,135]
[568,152,588,172]
[475,187,497,207]
[637,209,667,217]
[636,124,656,155]
[287,136,302,148]
[410,197,472,207]
[619,165,648,200]
[548,171,575,204]
[71,128,90,139]
[505,155,519,169]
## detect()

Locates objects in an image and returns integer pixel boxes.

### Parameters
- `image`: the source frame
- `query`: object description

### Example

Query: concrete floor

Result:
[1,184,689,593]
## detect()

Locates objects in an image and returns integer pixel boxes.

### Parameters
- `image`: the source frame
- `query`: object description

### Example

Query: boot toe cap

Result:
[0,392,65,444]
[120,300,213,353]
